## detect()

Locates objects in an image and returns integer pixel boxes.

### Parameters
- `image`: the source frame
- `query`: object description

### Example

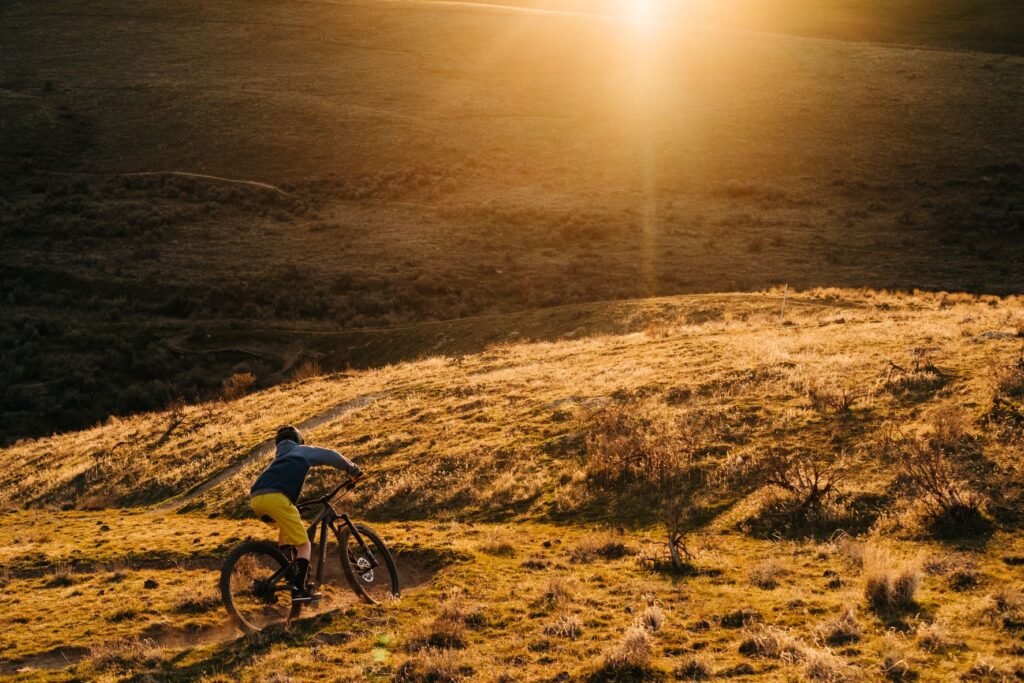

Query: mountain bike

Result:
[220,477,400,633]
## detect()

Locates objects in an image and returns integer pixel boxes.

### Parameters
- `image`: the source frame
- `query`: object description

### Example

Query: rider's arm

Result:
[297,445,361,477]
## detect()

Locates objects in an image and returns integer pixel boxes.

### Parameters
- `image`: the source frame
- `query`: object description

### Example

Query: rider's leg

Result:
[252,493,314,597]
[294,541,312,592]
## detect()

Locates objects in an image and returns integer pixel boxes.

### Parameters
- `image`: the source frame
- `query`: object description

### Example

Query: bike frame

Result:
[293,480,380,591]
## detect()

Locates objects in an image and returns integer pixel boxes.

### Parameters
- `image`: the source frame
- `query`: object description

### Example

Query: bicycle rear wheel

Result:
[220,541,301,633]
[336,524,400,604]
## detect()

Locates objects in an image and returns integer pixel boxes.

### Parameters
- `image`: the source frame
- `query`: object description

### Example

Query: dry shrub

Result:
[880,354,943,397]
[640,605,664,633]
[890,407,988,537]
[802,648,861,682]
[862,544,920,614]
[395,649,472,683]
[599,625,654,671]
[963,657,1015,681]
[674,656,712,681]
[544,612,583,639]
[221,371,256,400]
[408,592,475,651]
[748,560,787,590]
[290,359,322,382]
[538,575,574,611]
[570,533,633,563]
[915,620,957,653]
[583,403,729,569]
[814,609,863,647]
[802,375,863,413]
[739,624,805,661]
[751,446,849,534]
[994,351,1024,400]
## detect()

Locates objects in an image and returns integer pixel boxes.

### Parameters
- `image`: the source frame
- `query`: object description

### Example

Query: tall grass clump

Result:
[862,544,920,614]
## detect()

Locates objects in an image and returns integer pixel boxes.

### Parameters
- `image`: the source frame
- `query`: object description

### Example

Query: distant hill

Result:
[1,0,1022,442]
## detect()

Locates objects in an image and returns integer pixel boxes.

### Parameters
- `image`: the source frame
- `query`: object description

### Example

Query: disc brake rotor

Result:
[356,556,374,583]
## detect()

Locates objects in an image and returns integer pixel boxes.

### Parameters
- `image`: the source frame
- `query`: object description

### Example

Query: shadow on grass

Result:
[123,614,335,683]
[741,492,889,541]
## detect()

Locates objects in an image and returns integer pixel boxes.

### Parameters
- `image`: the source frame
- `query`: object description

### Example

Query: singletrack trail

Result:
[155,392,382,512]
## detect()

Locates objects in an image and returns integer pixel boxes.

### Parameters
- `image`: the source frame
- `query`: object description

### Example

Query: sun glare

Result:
[627,0,654,24]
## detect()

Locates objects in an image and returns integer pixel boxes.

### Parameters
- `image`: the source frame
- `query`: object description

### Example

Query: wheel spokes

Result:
[227,551,292,631]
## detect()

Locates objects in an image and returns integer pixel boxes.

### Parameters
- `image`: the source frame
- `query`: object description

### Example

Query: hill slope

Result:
[2,0,1023,442]
[3,290,1024,680]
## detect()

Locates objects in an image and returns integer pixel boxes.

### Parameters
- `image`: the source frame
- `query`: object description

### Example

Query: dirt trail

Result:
[40,170,292,196]
[0,548,445,675]
[156,392,381,512]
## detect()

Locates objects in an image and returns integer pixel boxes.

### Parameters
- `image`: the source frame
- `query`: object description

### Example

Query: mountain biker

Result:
[250,425,362,602]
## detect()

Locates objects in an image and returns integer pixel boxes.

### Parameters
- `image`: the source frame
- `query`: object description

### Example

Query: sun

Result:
[626,0,654,23]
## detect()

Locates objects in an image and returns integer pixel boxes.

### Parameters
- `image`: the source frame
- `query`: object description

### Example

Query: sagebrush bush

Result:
[755,445,848,521]
[889,408,987,536]
[583,403,729,568]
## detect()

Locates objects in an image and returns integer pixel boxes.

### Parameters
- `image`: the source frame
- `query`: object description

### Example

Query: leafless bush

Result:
[584,404,728,569]
[890,408,987,535]
[221,371,256,401]
[803,375,863,413]
[881,352,943,397]
[862,545,920,614]
[757,446,848,518]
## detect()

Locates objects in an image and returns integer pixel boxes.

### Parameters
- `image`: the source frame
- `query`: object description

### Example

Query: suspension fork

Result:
[335,513,380,569]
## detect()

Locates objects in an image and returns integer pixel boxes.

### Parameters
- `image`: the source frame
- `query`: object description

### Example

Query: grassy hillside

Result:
[3,289,1024,680]
[2,0,1023,441]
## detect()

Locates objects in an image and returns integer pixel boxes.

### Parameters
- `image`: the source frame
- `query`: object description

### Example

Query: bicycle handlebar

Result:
[296,474,363,510]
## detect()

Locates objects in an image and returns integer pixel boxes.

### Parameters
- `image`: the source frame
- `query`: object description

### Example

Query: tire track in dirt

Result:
[155,392,382,513]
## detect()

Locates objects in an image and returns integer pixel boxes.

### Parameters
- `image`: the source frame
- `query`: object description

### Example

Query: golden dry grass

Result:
[1,289,1024,680]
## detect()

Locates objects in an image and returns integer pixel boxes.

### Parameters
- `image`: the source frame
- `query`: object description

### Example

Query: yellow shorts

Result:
[251,493,308,546]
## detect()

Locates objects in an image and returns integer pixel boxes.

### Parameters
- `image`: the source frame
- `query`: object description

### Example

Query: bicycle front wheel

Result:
[336,524,400,604]
[220,541,301,633]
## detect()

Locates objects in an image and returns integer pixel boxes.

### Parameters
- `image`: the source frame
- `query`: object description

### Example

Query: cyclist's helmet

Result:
[275,425,303,445]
